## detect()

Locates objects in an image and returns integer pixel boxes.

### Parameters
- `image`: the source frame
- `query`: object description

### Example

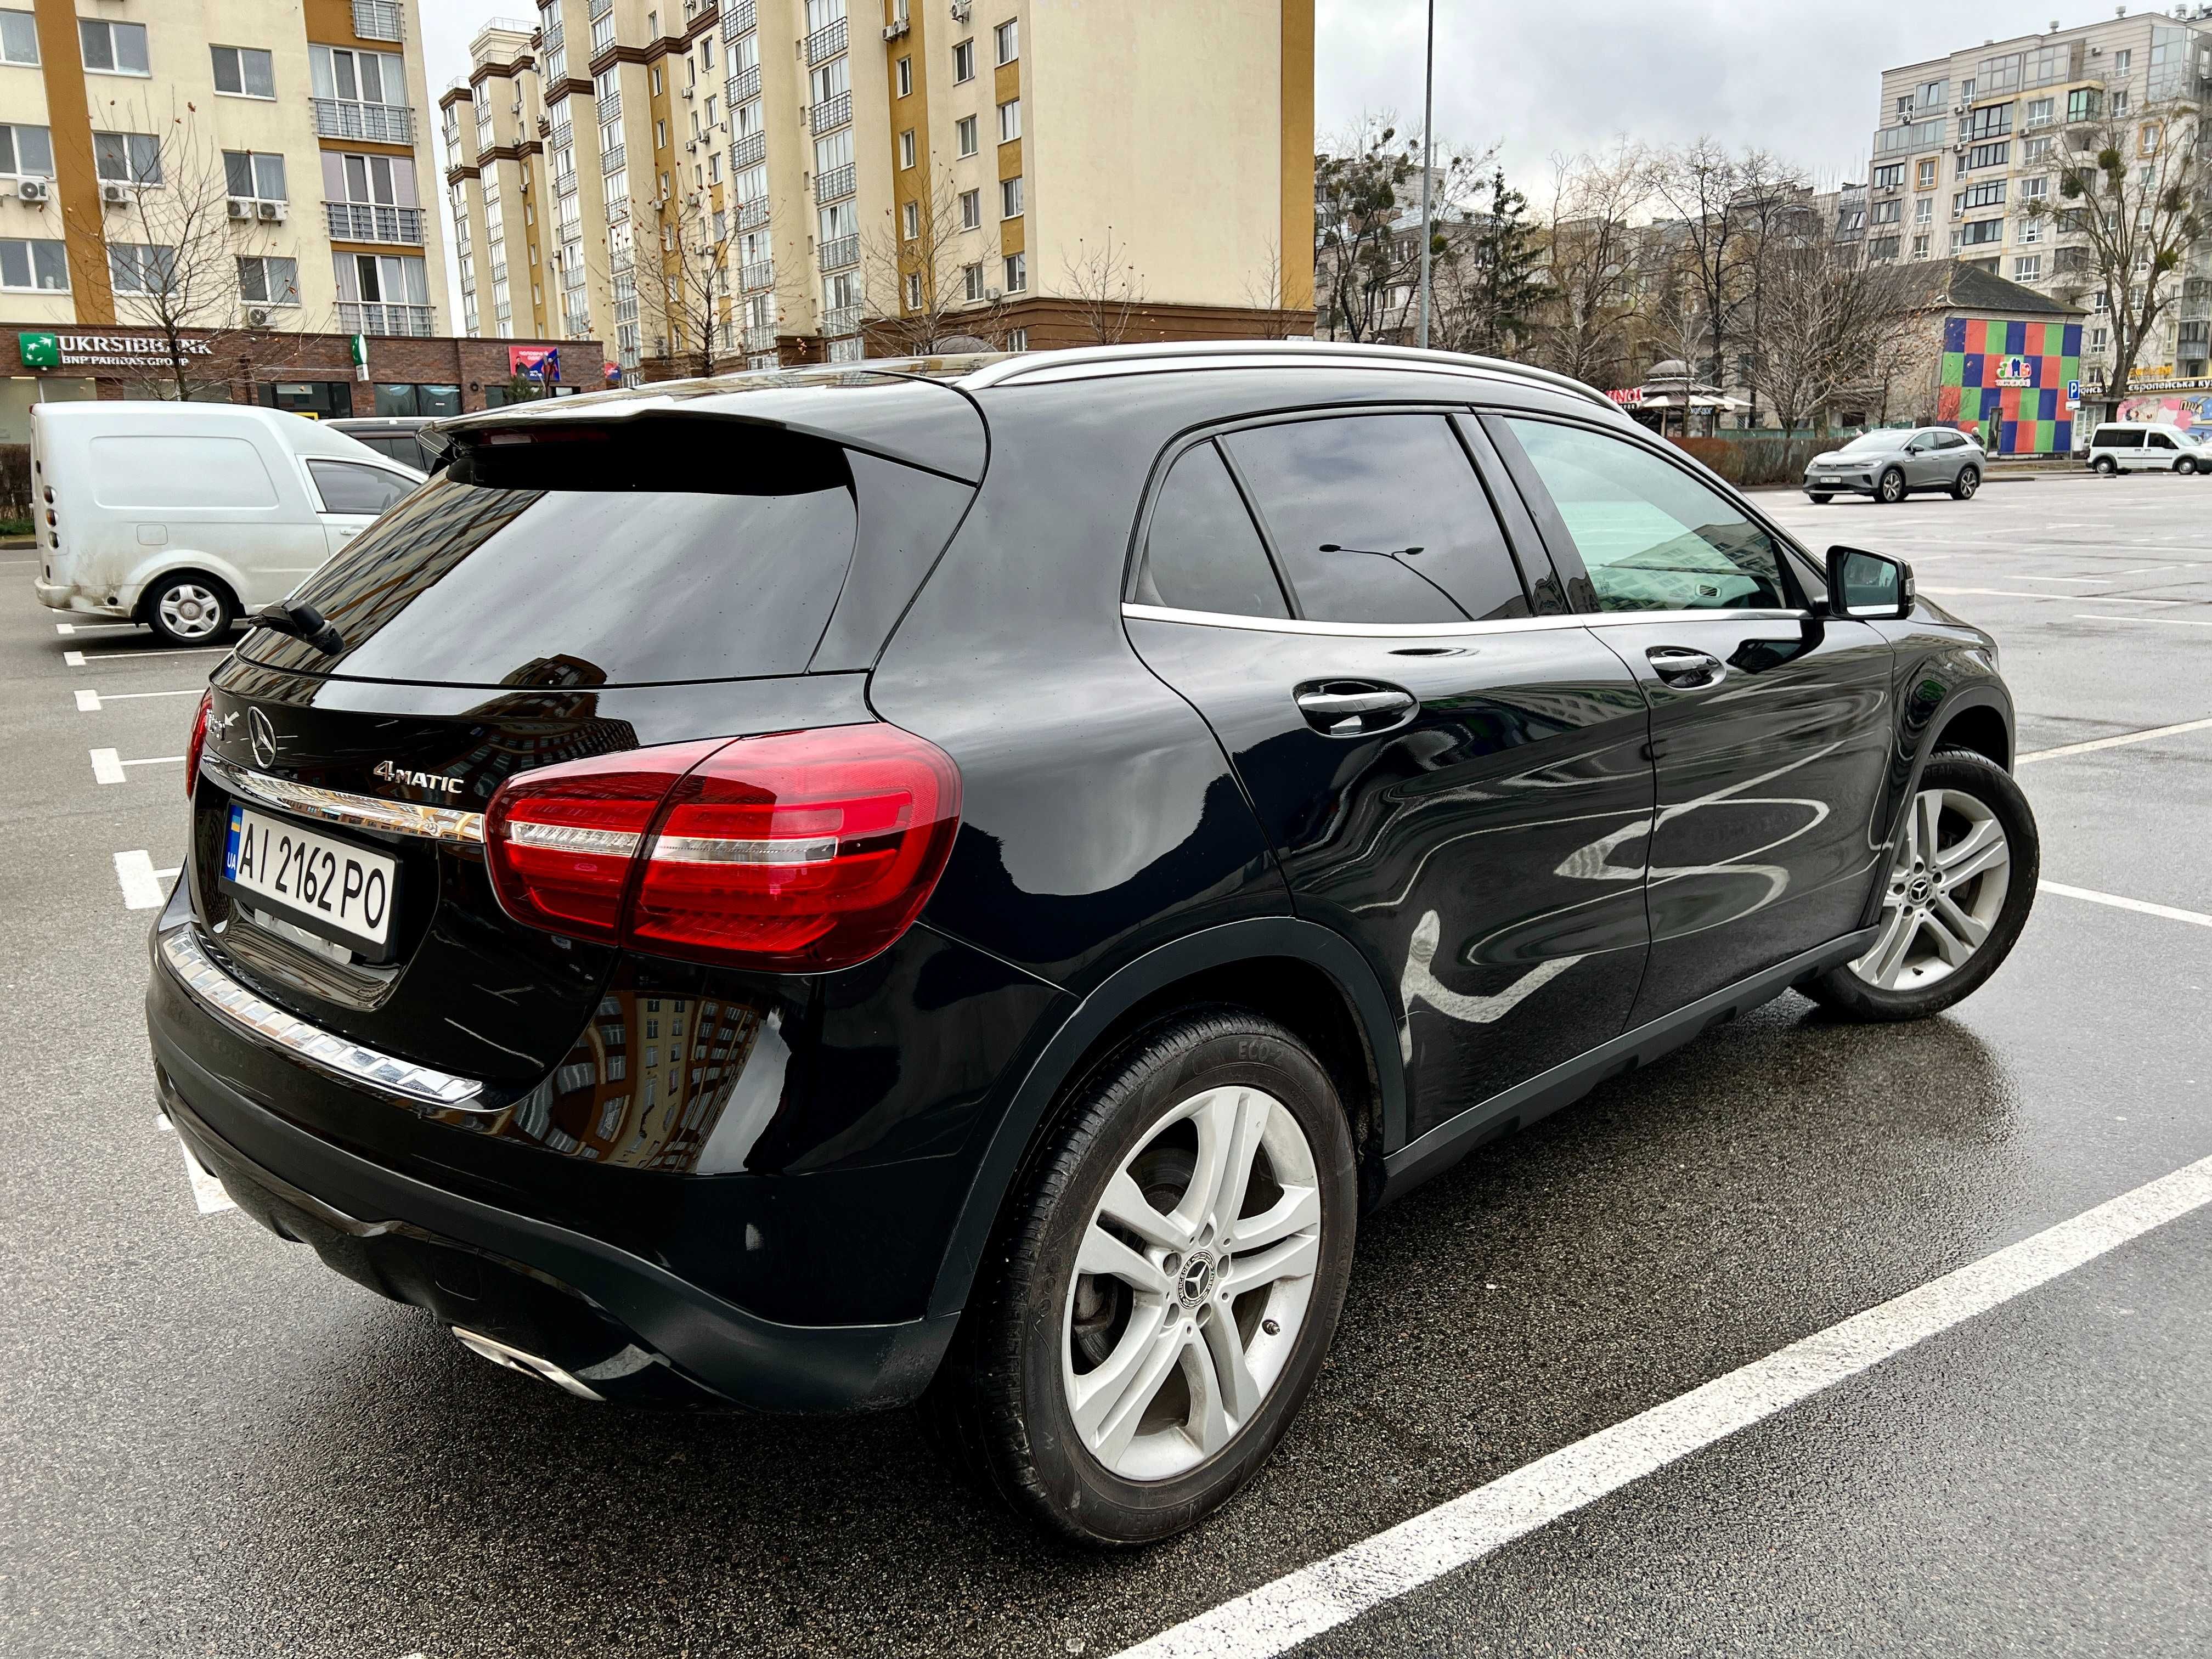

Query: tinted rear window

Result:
[242,425,858,686]
[2094,428,2143,448]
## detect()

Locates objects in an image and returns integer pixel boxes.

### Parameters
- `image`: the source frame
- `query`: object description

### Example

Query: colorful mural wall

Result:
[2114,391,2212,432]
[1937,318,2082,456]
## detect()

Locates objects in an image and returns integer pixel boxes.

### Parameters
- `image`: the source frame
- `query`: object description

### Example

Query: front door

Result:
[1126,410,1656,1139]
[1491,413,1896,1020]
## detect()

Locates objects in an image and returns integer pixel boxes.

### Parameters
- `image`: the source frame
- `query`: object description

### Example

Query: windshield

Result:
[1836,431,1905,454]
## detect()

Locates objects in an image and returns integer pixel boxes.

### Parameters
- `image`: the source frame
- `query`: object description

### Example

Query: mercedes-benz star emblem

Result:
[247,707,279,770]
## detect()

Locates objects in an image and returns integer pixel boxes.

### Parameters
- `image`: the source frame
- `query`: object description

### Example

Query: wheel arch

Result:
[924,917,1404,1323]
[127,555,246,621]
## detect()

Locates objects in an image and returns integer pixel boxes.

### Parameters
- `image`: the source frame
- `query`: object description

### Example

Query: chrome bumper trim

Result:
[159,927,487,1108]
[200,755,485,847]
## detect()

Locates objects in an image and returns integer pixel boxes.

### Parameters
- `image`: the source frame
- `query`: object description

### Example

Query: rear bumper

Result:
[148,983,960,1414]
[35,577,129,617]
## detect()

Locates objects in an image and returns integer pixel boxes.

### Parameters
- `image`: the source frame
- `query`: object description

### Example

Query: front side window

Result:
[80,19,149,74]
[1505,419,1789,613]
[212,44,276,98]
[1133,442,1287,619]
[309,460,416,515]
[0,9,37,65]
[1222,415,1530,625]
[0,238,70,291]
[94,131,162,184]
[0,123,54,178]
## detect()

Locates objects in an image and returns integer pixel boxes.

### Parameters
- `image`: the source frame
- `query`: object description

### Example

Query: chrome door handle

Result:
[1294,682,1418,737]
[1646,646,1726,689]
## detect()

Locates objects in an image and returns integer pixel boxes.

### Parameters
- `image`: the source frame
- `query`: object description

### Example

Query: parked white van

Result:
[30,402,424,644]
[2083,420,2208,476]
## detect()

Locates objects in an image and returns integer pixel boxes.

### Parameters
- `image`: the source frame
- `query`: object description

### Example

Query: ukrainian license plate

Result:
[222,804,398,951]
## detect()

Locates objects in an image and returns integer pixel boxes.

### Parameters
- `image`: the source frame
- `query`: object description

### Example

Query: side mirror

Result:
[1826,545,1916,620]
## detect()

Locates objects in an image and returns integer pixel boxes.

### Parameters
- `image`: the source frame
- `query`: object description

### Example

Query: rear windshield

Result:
[239,424,859,687]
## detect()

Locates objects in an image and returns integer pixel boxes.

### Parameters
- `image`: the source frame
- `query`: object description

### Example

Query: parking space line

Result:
[154,1114,237,1216]
[57,622,137,635]
[90,748,183,785]
[2039,881,2212,930]
[1920,585,2185,606]
[74,686,202,712]
[2016,716,2212,765]
[71,646,228,662]
[63,650,84,668]
[115,851,180,911]
[1111,1149,2212,1659]
[2073,613,2212,628]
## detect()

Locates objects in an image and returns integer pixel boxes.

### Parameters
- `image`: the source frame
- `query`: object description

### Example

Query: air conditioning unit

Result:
[100,182,129,206]
[16,177,49,203]
[257,200,287,222]
[246,307,273,327]
[681,84,695,99]
[686,190,701,207]
[882,19,910,40]
[950,0,971,19]
[228,196,255,219]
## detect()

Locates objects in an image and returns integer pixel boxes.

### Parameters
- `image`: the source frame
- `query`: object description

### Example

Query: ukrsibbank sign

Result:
[17,330,215,370]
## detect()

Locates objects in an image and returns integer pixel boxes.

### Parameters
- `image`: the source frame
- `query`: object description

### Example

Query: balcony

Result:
[819,235,859,273]
[340,301,436,337]
[741,258,775,290]
[744,320,777,353]
[810,91,851,134]
[312,99,415,143]
[606,195,630,225]
[804,16,848,65]
[352,0,404,41]
[724,0,755,40]
[727,64,761,104]
[827,335,864,363]
[823,303,862,336]
[597,90,622,125]
[325,201,426,244]
[731,130,766,169]
[603,143,625,174]
[736,195,769,230]
[815,162,854,202]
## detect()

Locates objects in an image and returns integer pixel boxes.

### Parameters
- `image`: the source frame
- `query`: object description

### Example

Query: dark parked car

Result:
[148,343,2039,1544]
[326,415,443,472]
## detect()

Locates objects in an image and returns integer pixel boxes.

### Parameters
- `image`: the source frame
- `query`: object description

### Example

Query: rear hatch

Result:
[182,387,982,1096]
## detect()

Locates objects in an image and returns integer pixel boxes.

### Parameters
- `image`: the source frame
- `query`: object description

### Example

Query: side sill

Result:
[1379,929,1877,1203]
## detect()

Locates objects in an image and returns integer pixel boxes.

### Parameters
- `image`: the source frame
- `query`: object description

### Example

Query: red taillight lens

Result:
[185,691,212,799]
[484,725,962,972]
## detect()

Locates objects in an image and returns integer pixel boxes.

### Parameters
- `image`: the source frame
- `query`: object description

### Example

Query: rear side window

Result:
[245,422,860,686]
[1505,418,1789,613]
[1134,441,1288,618]
[308,459,413,515]
[1221,415,1528,625]
[1934,431,1968,449]
[90,435,279,510]
[2094,427,2143,448]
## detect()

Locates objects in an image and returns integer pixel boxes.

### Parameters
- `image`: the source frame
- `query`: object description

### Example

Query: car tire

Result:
[2093,455,2119,476]
[1807,492,1833,504]
[142,574,238,647]
[1801,748,2038,1023]
[2177,457,2197,476]
[919,1007,1359,1546]
[1951,465,1980,500]
[1876,466,1908,504]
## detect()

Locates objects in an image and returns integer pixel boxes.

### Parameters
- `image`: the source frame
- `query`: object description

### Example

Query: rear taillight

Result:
[484,725,962,973]
[185,691,212,799]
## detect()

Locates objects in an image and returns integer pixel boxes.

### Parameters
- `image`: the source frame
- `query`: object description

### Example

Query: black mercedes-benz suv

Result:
[147,343,2038,1544]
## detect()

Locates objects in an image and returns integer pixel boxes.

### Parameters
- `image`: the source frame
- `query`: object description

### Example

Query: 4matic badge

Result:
[373,760,465,797]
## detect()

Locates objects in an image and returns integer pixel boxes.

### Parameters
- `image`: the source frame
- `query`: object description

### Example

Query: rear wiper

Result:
[249,600,346,656]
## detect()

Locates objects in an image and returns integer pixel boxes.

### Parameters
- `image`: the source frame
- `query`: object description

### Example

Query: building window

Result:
[656,119,666,149]
[952,38,974,82]
[211,44,276,99]
[1910,233,1929,258]
[1961,104,2011,143]
[1959,218,2003,247]
[1914,196,1932,223]
[1869,235,1900,261]
[2089,326,2108,351]
[2019,216,2042,245]
[1001,174,1022,218]
[1005,326,1026,351]
[956,115,978,156]
[1870,198,1900,225]
[896,55,912,97]
[2113,49,2131,75]
[238,255,301,306]
[108,242,177,294]
[2012,255,2042,281]
[79,19,150,75]
[1872,163,1903,190]
[2111,89,2130,117]
[94,132,163,186]
[1963,142,2009,172]
[0,123,54,179]
[2025,97,2054,127]
[2067,88,2102,123]
[994,18,1018,63]
[2022,136,2054,163]
[1956,179,2006,210]
[222,150,287,201]
[0,238,69,291]
[2141,122,2162,157]
[1916,158,1937,189]
[900,128,916,168]
[902,199,919,239]
[963,261,984,300]
[651,65,663,96]
[1003,251,1025,292]
[959,188,980,230]
[0,9,39,66]
[904,270,923,308]
[998,99,1021,143]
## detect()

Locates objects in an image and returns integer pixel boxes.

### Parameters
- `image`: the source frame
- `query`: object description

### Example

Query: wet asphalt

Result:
[1,470,2207,1658]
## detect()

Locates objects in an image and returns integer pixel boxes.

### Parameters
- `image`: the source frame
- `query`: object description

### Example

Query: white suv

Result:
[2084,421,2205,475]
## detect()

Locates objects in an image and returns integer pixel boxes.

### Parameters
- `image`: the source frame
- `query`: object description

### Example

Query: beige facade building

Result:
[1870,8,2212,382]
[0,0,450,428]
[441,0,1313,375]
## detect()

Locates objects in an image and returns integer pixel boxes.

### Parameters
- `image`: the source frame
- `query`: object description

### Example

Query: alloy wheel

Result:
[1852,787,2012,991]
[1062,1084,1322,1482]
[157,583,225,641]
[1956,467,1979,498]
[1878,467,1905,503]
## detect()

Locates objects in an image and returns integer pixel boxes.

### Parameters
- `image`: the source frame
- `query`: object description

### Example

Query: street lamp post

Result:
[1417,0,1435,349]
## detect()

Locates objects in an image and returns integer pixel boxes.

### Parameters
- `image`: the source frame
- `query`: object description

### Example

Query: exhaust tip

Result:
[452,1327,606,1401]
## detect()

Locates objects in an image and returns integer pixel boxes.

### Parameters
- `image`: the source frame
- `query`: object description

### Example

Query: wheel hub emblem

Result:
[1177,1252,1217,1308]
[1906,872,1934,905]
[247,707,279,769]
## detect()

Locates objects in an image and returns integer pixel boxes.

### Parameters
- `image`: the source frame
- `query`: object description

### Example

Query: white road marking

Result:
[154,1114,237,1216]
[75,689,99,712]
[114,850,179,911]
[1111,1149,2212,1659]
[75,686,202,712]
[2015,716,2212,765]
[1920,585,2185,606]
[57,621,133,634]
[2001,574,2114,585]
[55,623,71,635]
[74,646,228,661]
[90,748,184,785]
[2040,881,2212,930]
[2111,563,2200,575]
[63,650,84,668]
[2073,613,2212,628]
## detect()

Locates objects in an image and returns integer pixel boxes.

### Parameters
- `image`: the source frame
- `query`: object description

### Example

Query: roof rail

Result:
[961,339,1618,411]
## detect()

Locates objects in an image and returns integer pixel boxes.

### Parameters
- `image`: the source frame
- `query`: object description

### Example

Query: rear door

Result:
[1490,413,1894,1022]
[304,456,419,559]
[1126,409,1655,1139]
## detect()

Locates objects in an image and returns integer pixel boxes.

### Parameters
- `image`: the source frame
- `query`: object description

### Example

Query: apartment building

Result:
[1869,7,2212,387]
[442,0,1314,375]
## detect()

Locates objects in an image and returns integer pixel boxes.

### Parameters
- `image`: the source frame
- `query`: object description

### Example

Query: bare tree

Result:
[1640,139,1808,406]
[1526,144,1647,388]
[1060,226,1146,344]
[1313,113,1490,343]
[1239,239,1308,338]
[2028,96,2204,399]
[1742,242,1881,434]
[636,187,743,378]
[862,164,1004,356]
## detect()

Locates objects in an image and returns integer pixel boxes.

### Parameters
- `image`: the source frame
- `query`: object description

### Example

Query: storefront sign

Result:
[1605,387,1644,407]
[1993,354,2036,386]
[17,330,215,370]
